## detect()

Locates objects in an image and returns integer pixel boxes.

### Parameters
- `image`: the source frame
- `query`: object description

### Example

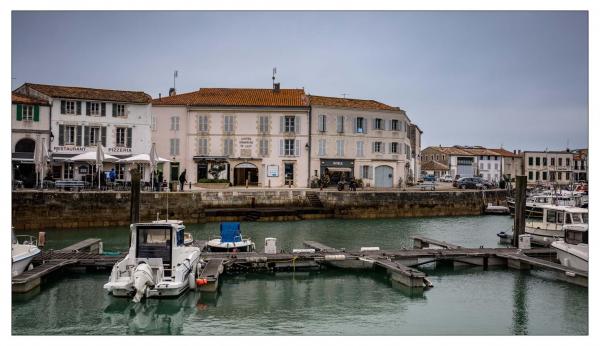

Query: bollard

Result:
[38,231,46,248]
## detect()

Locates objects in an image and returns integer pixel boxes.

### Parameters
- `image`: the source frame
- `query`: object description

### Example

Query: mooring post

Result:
[512,175,527,247]
[130,167,141,224]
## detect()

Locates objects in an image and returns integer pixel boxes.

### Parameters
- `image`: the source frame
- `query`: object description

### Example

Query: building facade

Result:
[572,149,588,182]
[421,146,477,178]
[490,148,524,180]
[523,150,574,186]
[13,83,153,182]
[152,87,310,187]
[308,95,414,188]
[11,93,51,187]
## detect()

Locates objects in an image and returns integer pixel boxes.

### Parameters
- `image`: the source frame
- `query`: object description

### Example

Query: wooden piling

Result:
[512,176,527,247]
[130,167,141,224]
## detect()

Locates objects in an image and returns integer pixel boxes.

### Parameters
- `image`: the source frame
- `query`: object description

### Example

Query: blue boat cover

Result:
[220,222,242,243]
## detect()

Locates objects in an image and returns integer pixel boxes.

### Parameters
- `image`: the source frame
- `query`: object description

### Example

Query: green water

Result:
[12,216,588,335]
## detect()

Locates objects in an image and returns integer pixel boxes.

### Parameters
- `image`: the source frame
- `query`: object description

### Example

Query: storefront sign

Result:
[320,159,354,168]
[240,137,253,149]
[53,146,85,152]
[108,147,132,153]
[267,165,279,177]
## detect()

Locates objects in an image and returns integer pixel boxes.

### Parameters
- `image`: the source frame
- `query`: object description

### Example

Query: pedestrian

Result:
[179,169,187,192]
[109,168,116,183]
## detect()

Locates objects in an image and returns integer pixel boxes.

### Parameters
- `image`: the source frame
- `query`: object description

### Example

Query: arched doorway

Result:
[13,138,37,188]
[234,162,258,186]
[374,165,394,188]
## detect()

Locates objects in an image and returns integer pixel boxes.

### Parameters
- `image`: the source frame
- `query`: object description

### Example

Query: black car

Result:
[456,177,483,189]
[472,177,495,189]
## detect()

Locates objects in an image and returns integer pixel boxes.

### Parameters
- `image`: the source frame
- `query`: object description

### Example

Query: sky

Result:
[11,11,588,151]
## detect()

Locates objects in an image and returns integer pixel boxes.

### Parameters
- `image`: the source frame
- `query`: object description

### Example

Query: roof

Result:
[489,148,521,158]
[152,88,308,107]
[421,160,449,171]
[308,95,401,112]
[12,92,49,106]
[22,83,152,104]
[460,147,505,156]
[438,146,474,156]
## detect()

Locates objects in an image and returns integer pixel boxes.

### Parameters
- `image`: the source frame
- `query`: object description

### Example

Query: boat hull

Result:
[11,245,41,277]
[551,242,588,272]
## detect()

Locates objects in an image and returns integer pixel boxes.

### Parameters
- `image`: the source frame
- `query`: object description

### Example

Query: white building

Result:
[11,92,51,187]
[308,95,414,188]
[523,150,574,186]
[151,87,310,187]
[13,83,153,182]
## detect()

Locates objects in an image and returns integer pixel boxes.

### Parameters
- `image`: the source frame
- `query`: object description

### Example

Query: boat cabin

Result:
[563,225,588,245]
[531,206,589,231]
[132,221,186,277]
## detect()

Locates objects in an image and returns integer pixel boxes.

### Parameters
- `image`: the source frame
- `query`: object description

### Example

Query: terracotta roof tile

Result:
[152,88,308,107]
[308,95,400,111]
[24,83,152,104]
[422,160,449,171]
[12,92,49,106]
[489,148,521,157]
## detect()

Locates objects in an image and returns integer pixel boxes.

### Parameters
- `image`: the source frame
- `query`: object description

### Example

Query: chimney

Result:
[169,88,176,97]
[273,83,280,93]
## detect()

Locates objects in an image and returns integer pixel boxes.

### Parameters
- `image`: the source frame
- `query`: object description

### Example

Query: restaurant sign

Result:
[53,146,85,152]
[108,147,132,153]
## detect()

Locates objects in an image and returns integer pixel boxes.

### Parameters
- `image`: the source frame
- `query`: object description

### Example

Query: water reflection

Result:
[511,273,528,335]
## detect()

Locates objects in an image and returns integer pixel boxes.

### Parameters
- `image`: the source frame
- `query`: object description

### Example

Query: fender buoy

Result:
[196,278,208,286]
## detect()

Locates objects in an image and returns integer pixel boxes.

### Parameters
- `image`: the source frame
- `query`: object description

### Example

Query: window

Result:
[551,157,555,166]
[223,138,233,156]
[198,115,209,132]
[494,163,499,170]
[65,126,76,145]
[63,162,74,179]
[113,104,126,117]
[405,144,410,159]
[543,157,547,166]
[487,163,491,170]
[535,171,540,180]
[89,127,100,145]
[480,163,484,170]
[528,171,533,180]
[390,142,398,154]
[566,172,571,181]
[535,157,540,166]
[259,115,269,134]
[528,157,533,166]
[373,141,383,153]
[547,210,556,223]
[116,128,127,147]
[224,115,234,133]
[115,163,125,180]
[64,101,76,114]
[22,105,34,121]
[89,102,101,116]
[318,139,326,156]
[391,119,399,131]
[557,212,564,224]
[170,116,180,131]
[566,158,571,167]
[356,117,365,133]
[318,115,326,132]
[374,118,384,130]
[361,165,371,179]
[259,139,269,156]
[169,138,180,156]
[337,115,344,133]
[336,140,345,157]
[284,116,295,133]
[284,139,296,156]
[558,158,563,166]
[356,141,364,157]
[198,138,208,155]
[558,172,562,180]
[542,172,547,180]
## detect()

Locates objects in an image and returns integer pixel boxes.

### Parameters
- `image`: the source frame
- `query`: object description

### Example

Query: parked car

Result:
[456,177,483,190]
[423,175,436,182]
[473,177,494,189]
[440,174,453,182]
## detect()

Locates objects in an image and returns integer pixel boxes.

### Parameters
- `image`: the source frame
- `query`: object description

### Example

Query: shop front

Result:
[193,156,230,182]
[320,159,355,186]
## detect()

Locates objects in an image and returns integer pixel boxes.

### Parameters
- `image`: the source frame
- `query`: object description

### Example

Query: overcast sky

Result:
[11,11,588,151]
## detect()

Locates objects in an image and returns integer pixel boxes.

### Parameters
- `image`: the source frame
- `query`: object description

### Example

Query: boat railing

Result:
[15,235,38,246]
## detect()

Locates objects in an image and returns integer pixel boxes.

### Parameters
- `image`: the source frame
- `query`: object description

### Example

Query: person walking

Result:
[179,169,187,192]
[109,168,116,183]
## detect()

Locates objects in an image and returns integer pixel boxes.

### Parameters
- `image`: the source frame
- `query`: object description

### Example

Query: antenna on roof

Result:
[272,67,277,88]
[173,70,178,89]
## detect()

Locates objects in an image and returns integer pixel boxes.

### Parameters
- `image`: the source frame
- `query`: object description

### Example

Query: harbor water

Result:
[11,216,588,335]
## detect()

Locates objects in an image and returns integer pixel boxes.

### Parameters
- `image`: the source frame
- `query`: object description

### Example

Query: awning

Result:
[326,167,352,172]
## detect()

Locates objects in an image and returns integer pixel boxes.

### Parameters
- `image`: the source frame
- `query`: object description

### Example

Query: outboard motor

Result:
[132,262,155,303]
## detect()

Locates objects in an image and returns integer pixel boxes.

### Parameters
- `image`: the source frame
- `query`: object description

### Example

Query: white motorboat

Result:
[11,231,41,277]
[207,222,255,252]
[551,224,588,271]
[103,220,201,302]
[524,205,588,246]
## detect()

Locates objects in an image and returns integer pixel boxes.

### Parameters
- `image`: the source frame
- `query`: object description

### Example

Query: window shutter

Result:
[76,101,82,115]
[101,126,107,146]
[127,127,133,148]
[84,126,90,146]
[76,126,82,146]
[353,117,357,133]
[33,105,40,121]
[318,115,324,132]
[59,125,65,145]
[389,143,393,153]
[279,139,284,156]
[86,102,90,116]
[372,142,375,153]
[381,143,385,154]
[372,118,377,130]
[112,103,117,117]
[363,118,368,134]
[101,103,106,116]
[280,116,284,133]
[16,104,23,121]
[295,116,301,134]
[60,101,66,114]
[295,140,300,156]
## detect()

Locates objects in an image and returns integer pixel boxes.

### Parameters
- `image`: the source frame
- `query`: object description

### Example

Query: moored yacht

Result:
[103,220,201,302]
[524,205,588,246]
[11,231,41,277]
[207,222,255,252]
[551,224,588,272]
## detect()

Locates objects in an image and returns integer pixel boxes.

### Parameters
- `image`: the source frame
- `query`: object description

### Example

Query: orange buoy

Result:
[196,278,208,286]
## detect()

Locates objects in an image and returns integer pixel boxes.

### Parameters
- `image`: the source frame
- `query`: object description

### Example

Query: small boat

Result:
[485,203,510,215]
[103,220,201,302]
[507,193,587,218]
[524,205,588,246]
[207,222,255,252]
[11,230,41,277]
[496,231,513,244]
[551,224,588,272]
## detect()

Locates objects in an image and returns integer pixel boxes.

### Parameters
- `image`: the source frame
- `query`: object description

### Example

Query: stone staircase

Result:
[305,191,324,208]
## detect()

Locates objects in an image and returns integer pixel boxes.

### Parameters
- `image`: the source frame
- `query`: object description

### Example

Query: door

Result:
[284,163,294,186]
[197,163,208,182]
[170,162,179,182]
[374,165,393,188]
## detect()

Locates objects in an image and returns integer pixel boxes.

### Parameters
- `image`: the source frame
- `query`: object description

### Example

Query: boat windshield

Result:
[568,213,585,224]
[136,226,172,265]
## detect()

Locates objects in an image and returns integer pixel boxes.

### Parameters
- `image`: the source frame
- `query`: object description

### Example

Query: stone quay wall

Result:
[12,189,507,230]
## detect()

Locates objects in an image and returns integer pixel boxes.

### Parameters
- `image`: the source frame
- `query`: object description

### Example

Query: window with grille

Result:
[284,116,296,133]
[89,102,100,115]
[114,104,126,117]
[318,115,326,132]
[374,118,383,130]
[65,101,76,114]
[284,139,295,156]
[356,117,365,133]
[374,142,382,153]
[22,105,34,121]
[390,142,398,153]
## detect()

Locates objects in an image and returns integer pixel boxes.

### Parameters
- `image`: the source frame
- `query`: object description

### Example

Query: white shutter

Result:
[295,116,301,134]
[353,117,357,133]
[295,140,300,156]
[363,118,368,134]
[279,139,284,156]
[372,118,377,130]
[389,143,393,153]
[372,142,375,153]
[280,116,284,133]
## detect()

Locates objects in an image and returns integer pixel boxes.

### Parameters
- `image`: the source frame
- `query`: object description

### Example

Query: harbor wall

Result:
[12,189,507,230]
